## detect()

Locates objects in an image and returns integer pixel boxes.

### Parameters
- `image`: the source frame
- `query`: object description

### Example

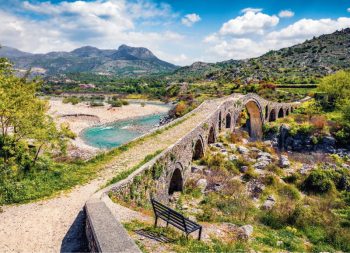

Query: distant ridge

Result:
[172,28,350,83]
[0,44,178,77]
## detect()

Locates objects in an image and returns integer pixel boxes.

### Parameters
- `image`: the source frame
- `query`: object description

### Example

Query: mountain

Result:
[172,28,350,84]
[0,44,178,77]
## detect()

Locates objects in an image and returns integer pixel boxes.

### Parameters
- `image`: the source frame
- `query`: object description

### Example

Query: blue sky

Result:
[0,0,349,65]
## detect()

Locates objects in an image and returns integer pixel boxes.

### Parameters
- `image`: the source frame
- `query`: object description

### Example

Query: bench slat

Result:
[151,199,202,240]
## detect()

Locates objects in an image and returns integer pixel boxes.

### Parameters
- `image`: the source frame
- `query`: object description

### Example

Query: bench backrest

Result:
[151,199,200,233]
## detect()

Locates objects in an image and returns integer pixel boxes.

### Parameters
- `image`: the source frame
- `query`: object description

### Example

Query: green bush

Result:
[302,170,334,194]
[62,96,81,105]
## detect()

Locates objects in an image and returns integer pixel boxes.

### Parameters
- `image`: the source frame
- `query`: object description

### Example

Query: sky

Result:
[0,0,350,65]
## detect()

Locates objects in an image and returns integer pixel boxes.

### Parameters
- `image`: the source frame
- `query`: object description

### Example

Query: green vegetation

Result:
[118,127,349,252]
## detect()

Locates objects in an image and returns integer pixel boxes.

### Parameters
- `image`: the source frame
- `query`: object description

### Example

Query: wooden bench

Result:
[151,198,202,240]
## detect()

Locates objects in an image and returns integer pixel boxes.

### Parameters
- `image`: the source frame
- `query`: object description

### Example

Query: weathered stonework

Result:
[85,93,303,252]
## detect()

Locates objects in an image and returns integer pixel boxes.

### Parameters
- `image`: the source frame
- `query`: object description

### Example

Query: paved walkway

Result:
[0,98,224,252]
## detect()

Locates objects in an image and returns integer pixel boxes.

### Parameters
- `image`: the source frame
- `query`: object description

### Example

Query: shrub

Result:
[310,115,327,130]
[90,101,104,107]
[109,100,123,107]
[302,170,334,194]
[62,96,80,105]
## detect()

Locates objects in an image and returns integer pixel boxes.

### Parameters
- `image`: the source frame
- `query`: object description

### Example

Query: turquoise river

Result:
[82,102,171,149]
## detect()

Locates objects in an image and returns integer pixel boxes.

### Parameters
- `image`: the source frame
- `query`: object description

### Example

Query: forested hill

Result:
[172,28,350,84]
[0,44,179,77]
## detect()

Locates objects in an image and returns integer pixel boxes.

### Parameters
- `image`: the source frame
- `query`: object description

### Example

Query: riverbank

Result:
[48,99,170,158]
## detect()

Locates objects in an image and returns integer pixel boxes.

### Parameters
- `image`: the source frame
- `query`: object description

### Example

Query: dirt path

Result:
[0,99,223,252]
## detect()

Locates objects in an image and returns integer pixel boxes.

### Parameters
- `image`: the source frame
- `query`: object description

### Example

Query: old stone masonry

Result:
[85,93,301,252]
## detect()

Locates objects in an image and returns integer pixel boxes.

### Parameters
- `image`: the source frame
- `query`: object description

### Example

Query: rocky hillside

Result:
[173,28,350,84]
[0,44,178,77]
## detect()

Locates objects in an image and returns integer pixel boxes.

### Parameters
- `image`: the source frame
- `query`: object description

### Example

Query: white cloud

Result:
[181,13,201,27]
[205,15,350,61]
[267,17,350,41]
[241,8,263,14]
[278,10,294,18]
[219,11,279,35]
[347,8,350,12]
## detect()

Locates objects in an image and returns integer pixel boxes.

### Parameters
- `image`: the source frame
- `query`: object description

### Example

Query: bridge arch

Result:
[269,108,277,122]
[218,112,222,131]
[278,108,284,118]
[192,136,204,160]
[285,108,290,116]
[225,113,232,129]
[168,165,183,195]
[208,126,216,144]
[244,100,263,139]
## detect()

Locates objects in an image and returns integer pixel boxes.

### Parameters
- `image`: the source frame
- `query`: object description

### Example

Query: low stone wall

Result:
[84,93,301,252]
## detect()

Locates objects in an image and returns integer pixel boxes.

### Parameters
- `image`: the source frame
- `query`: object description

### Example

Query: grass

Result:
[105,149,163,186]
[124,220,248,253]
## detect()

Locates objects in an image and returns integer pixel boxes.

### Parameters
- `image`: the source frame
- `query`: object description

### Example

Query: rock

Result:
[220,149,228,155]
[253,160,270,170]
[191,165,205,173]
[169,192,181,202]
[257,152,272,159]
[229,154,239,161]
[251,147,261,152]
[213,142,225,149]
[342,163,350,170]
[238,146,249,154]
[261,195,276,210]
[196,179,208,193]
[228,144,237,151]
[279,155,290,168]
[213,183,223,192]
[204,169,212,176]
[322,136,336,146]
[300,164,313,174]
[240,166,249,173]
[276,241,284,247]
[263,140,272,147]
[238,225,254,240]
[241,138,249,144]
[278,124,290,151]
[247,180,265,197]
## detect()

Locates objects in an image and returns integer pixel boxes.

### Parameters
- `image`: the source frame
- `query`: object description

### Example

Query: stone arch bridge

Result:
[85,93,302,252]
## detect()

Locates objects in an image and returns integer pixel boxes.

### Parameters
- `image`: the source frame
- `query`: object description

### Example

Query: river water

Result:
[81,102,171,149]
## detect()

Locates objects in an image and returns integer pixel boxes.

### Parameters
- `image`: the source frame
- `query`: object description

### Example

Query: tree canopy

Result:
[0,58,70,174]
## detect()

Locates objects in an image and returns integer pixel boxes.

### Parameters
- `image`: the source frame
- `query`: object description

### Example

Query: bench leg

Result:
[154,216,158,227]
[198,228,202,241]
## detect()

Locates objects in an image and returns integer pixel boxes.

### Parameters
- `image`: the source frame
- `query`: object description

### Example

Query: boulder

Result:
[279,155,290,168]
[300,164,313,174]
[204,169,212,176]
[238,225,254,240]
[240,166,249,173]
[191,165,206,173]
[263,140,273,147]
[213,142,225,149]
[238,146,249,154]
[247,180,265,197]
[261,195,276,210]
[213,183,223,192]
[228,144,237,152]
[257,152,272,159]
[229,154,239,161]
[196,179,208,193]
[241,138,249,144]
[253,160,270,170]
[342,163,350,170]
